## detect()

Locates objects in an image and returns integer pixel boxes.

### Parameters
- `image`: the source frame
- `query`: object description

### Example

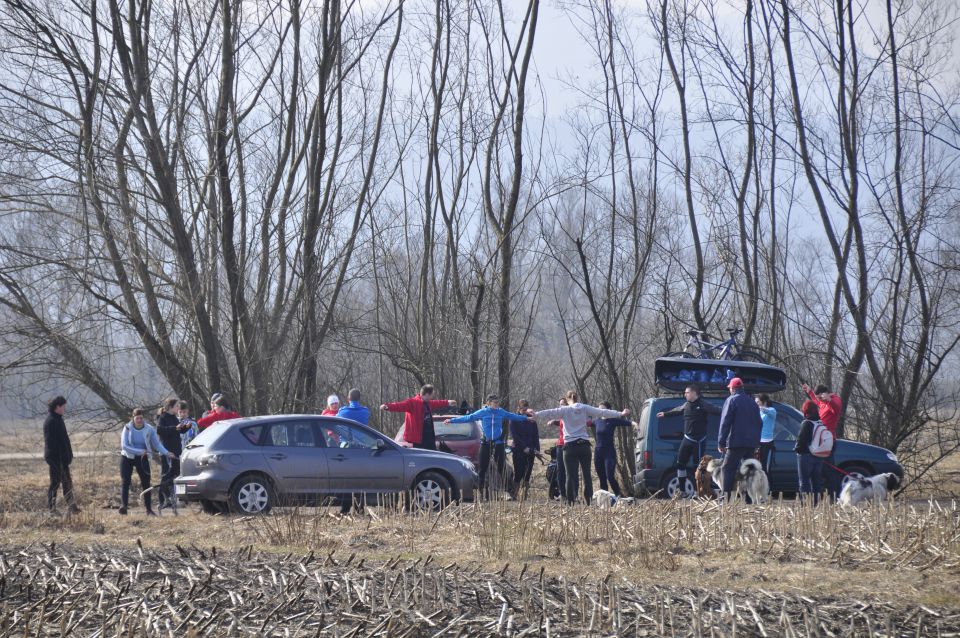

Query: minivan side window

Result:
[774,407,801,441]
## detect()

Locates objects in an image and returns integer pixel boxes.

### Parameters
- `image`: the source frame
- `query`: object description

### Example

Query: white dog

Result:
[839,472,900,507]
[706,457,770,504]
[591,489,634,508]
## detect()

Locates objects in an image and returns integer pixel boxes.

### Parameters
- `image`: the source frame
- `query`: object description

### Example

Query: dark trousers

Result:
[594,446,621,496]
[512,451,536,490]
[822,448,840,499]
[418,420,436,451]
[676,437,705,479]
[47,461,76,511]
[159,457,180,505]
[798,454,824,503]
[757,441,775,474]
[563,440,593,504]
[478,442,506,495]
[120,455,152,511]
[555,445,566,499]
[721,447,755,500]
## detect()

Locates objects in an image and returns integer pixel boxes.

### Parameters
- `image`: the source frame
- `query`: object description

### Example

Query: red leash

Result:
[823,461,853,477]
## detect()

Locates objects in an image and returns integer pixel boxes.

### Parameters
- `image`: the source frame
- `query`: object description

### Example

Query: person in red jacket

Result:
[802,382,842,498]
[197,396,241,431]
[380,384,456,450]
[321,395,340,417]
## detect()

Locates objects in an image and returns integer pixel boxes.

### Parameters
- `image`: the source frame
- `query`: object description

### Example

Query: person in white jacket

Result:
[528,391,630,504]
[119,408,176,515]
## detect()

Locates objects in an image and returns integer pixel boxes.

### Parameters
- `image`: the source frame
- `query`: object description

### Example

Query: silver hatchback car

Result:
[174,415,477,514]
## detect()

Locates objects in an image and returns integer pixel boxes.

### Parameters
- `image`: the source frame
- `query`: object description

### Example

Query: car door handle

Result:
[331,454,347,461]
[269,453,287,460]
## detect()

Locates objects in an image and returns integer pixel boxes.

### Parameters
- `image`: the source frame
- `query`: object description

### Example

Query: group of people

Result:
[41,376,845,515]
[660,376,843,502]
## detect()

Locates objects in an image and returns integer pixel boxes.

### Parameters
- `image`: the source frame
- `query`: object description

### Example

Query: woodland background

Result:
[0,0,957,482]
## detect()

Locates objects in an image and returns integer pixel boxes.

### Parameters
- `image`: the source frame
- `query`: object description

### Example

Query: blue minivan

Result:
[636,358,904,497]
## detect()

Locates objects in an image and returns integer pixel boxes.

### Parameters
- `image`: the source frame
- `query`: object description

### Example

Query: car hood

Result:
[400,447,470,464]
[835,439,895,458]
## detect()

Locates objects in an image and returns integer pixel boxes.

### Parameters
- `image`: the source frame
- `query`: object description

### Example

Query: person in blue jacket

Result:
[755,394,777,474]
[337,388,371,425]
[446,394,531,497]
[717,377,762,502]
[119,408,176,516]
[590,402,635,496]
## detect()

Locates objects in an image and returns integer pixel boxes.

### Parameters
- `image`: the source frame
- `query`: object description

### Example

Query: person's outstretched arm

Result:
[381,398,416,413]
[447,409,485,424]
[582,405,628,420]
[703,402,722,415]
[530,407,564,421]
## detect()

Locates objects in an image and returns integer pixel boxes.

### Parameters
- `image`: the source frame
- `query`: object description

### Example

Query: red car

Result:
[394,416,482,465]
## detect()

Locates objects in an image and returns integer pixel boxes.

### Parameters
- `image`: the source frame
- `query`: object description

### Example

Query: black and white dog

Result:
[838,472,900,507]
[706,457,770,504]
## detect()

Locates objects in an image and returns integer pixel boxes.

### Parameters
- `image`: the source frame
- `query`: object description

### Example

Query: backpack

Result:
[808,420,834,457]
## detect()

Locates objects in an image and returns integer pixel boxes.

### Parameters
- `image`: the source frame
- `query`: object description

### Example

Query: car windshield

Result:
[433,419,475,439]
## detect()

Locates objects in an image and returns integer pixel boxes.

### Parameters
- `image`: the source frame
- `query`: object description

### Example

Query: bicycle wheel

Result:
[734,350,768,364]
[663,351,697,359]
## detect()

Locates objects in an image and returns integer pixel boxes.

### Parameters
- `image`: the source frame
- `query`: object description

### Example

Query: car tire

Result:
[660,470,695,499]
[409,471,452,512]
[734,349,768,364]
[200,498,227,515]
[663,351,696,358]
[229,474,275,514]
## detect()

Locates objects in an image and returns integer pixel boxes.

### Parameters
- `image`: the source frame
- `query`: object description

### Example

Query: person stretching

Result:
[590,402,635,496]
[446,394,531,497]
[529,391,629,505]
[656,384,720,497]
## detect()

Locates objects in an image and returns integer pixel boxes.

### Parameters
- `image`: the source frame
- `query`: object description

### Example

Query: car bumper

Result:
[633,470,654,496]
[174,472,232,502]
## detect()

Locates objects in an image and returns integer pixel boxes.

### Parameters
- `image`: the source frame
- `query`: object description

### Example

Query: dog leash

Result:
[822,461,853,477]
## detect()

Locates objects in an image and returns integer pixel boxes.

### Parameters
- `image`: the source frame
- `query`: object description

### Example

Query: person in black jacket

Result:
[718,378,763,501]
[155,398,182,509]
[656,384,721,496]
[794,400,825,503]
[43,396,79,514]
[510,399,540,499]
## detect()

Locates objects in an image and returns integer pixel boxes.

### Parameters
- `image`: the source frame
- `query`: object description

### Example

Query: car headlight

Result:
[886,452,898,462]
[459,458,476,473]
[196,453,222,467]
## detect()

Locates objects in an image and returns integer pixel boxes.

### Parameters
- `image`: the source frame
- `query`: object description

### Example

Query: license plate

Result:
[175,484,186,495]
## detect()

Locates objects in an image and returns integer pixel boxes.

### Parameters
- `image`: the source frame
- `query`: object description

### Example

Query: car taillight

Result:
[643,450,652,470]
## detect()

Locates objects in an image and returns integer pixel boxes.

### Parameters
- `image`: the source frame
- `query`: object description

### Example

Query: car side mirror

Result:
[373,439,386,454]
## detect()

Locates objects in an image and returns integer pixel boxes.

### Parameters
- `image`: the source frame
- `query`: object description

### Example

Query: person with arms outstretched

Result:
[446,394,531,497]
[381,384,456,450]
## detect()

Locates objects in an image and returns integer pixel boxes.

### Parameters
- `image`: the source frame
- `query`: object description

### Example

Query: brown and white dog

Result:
[695,455,716,498]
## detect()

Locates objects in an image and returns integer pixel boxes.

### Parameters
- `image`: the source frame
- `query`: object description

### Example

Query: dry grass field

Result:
[1,426,959,636]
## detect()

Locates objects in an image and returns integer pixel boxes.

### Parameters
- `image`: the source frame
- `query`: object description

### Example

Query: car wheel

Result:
[229,475,274,514]
[409,471,452,512]
[663,351,696,358]
[200,498,227,515]
[734,349,768,364]
[660,470,695,499]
